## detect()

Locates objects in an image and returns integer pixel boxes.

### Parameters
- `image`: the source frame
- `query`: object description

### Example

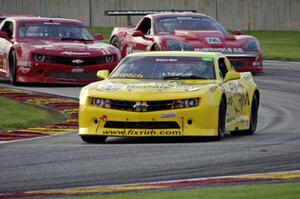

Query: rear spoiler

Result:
[104,10,197,26]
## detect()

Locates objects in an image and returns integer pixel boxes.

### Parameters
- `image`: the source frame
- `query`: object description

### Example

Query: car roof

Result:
[4,16,82,24]
[147,12,208,19]
[126,51,223,59]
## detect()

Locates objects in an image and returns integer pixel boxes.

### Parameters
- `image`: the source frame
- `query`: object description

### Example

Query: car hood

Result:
[169,30,247,53]
[85,79,219,100]
[19,40,115,56]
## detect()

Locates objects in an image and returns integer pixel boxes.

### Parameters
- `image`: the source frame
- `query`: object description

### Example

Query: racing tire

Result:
[9,51,19,86]
[213,98,226,141]
[80,135,107,144]
[110,36,121,50]
[231,95,259,136]
[244,95,259,135]
[151,44,160,51]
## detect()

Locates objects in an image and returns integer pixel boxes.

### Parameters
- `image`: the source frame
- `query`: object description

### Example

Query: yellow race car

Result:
[79,51,259,143]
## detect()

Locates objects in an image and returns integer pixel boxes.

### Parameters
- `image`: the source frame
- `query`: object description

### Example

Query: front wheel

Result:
[80,135,107,144]
[151,44,160,51]
[9,51,18,85]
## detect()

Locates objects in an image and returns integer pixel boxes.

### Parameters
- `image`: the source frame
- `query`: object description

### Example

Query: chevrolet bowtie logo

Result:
[133,102,148,111]
[72,59,84,64]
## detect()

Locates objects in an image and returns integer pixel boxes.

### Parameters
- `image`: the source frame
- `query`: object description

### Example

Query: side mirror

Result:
[224,71,241,82]
[0,31,9,40]
[94,34,104,41]
[232,29,241,35]
[97,70,110,79]
[132,30,145,37]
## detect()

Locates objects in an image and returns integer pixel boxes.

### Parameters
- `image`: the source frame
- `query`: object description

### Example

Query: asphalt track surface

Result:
[0,61,300,194]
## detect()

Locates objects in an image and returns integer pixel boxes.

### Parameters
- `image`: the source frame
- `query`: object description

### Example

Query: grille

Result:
[41,55,115,66]
[48,72,97,79]
[104,121,180,129]
[109,100,176,112]
[110,100,136,111]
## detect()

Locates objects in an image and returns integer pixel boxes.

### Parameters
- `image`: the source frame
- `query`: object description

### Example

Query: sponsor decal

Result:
[103,129,182,136]
[205,37,222,44]
[18,60,32,67]
[96,81,201,92]
[112,73,144,78]
[19,66,31,73]
[43,22,61,25]
[156,58,178,62]
[61,51,91,56]
[194,47,244,53]
[160,112,177,119]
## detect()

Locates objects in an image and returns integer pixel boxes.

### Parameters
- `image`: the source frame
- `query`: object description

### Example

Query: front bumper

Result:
[15,61,118,84]
[226,53,263,74]
[79,103,219,137]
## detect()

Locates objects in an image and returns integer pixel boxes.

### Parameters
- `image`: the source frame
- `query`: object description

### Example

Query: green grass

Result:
[0,97,65,131]
[89,27,300,61]
[88,27,112,43]
[57,182,300,199]
[243,31,300,61]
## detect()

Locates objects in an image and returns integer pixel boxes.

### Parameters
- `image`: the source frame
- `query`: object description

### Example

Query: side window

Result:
[1,21,14,39]
[136,17,151,35]
[218,58,228,79]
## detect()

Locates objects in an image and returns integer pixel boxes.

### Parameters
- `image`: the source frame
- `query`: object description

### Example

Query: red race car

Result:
[0,17,120,85]
[109,12,262,74]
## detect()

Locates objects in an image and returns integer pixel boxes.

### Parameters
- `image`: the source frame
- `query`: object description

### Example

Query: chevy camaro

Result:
[79,51,260,143]
[0,17,120,85]
[109,12,262,74]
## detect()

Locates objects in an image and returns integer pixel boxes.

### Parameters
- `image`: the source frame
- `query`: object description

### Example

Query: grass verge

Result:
[243,31,300,62]
[89,27,300,61]
[57,182,300,199]
[0,97,64,131]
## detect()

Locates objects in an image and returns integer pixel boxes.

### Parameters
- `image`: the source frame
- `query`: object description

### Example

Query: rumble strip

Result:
[0,87,78,142]
[1,170,300,198]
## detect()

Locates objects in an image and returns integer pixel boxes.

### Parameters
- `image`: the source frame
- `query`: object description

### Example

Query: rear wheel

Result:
[80,135,107,144]
[244,95,259,135]
[231,95,259,136]
[213,98,226,141]
[9,51,18,85]
[110,36,121,50]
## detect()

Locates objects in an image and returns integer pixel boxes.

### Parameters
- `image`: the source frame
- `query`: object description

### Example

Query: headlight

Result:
[91,97,111,108]
[165,40,192,51]
[105,55,114,63]
[34,54,45,62]
[243,39,260,52]
[174,98,199,108]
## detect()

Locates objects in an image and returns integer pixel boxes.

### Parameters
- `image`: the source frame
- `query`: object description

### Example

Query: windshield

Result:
[155,16,228,35]
[110,56,215,80]
[18,22,94,40]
